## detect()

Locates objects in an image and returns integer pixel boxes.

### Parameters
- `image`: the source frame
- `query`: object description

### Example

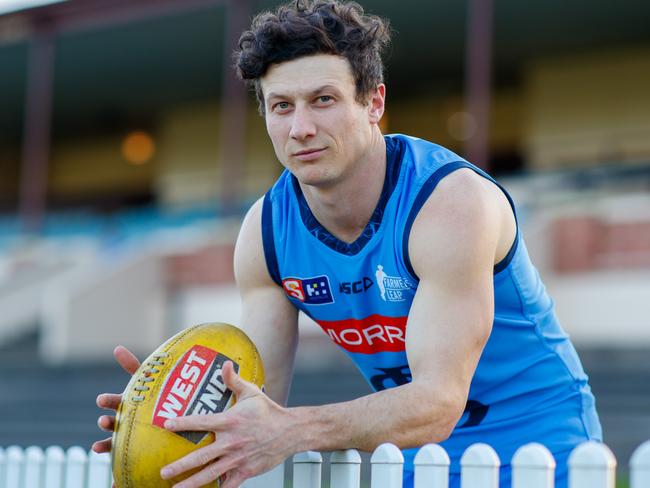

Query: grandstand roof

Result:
[1,0,649,139]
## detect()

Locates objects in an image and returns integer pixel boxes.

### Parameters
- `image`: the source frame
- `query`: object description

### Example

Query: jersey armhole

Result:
[261,190,282,287]
[402,161,520,281]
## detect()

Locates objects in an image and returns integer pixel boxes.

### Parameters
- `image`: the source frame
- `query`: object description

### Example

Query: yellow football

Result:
[111,322,265,488]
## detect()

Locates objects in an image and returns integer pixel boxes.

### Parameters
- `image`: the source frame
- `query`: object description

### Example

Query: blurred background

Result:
[0,0,649,483]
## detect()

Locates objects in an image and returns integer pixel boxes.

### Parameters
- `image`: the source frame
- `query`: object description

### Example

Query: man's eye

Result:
[318,96,332,103]
[274,102,290,111]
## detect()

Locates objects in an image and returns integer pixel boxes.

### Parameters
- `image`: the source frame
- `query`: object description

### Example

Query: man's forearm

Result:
[285,381,463,454]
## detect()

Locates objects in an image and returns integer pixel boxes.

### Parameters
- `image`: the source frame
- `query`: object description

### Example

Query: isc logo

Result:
[152,345,237,444]
[339,277,374,294]
[282,275,334,305]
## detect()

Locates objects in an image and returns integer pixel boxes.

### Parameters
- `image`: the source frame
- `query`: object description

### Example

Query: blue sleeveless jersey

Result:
[261,134,601,485]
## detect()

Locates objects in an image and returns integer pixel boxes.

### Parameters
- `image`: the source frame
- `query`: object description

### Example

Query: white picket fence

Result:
[1,440,650,488]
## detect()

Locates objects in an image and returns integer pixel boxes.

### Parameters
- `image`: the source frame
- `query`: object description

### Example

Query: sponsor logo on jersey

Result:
[152,345,237,444]
[315,314,407,354]
[370,365,412,391]
[339,277,374,294]
[375,264,414,302]
[282,275,334,305]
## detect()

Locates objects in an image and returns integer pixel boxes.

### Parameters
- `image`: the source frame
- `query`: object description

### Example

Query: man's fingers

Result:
[97,415,116,432]
[220,472,247,488]
[97,393,122,410]
[91,437,112,453]
[160,443,222,482]
[164,413,228,433]
[167,461,223,488]
[114,345,141,375]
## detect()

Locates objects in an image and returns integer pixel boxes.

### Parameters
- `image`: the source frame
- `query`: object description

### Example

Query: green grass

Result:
[617,473,630,488]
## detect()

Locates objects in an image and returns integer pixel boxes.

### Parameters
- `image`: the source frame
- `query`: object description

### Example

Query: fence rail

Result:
[1,440,649,488]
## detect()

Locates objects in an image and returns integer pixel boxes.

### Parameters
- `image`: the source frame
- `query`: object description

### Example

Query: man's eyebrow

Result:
[266,85,342,102]
[308,85,343,97]
[265,91,286,102]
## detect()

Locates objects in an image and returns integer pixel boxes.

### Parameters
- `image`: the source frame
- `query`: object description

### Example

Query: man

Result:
[94,1,602,487]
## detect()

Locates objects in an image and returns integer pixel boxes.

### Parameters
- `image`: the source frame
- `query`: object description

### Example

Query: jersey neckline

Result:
[290,135,405,256]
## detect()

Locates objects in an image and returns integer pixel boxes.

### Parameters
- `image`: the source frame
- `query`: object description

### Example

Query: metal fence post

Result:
[5,447,23,488]
[511,443,555,488]
[64,447,87,488]
[460,443,500,488]
[568,441,616,488]
[371,443,404,488]
[44,446,65,488]
[293,451,322,488]
[630,440,650,488]
[24,447,45,488]
[330,449,362,488]
[414,444,450,488]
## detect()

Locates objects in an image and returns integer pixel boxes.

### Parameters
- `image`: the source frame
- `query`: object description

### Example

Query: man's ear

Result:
[368,84,386,124]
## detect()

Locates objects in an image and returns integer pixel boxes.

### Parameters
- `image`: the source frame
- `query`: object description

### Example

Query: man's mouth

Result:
[292,147,327,161]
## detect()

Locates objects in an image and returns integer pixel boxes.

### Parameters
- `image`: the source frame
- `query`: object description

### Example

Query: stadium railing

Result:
[1,440,649,487]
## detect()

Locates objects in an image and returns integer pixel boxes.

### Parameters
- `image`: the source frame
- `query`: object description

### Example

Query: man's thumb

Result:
[223,360,254,398]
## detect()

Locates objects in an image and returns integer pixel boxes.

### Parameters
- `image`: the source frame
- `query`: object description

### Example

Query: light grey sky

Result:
[0,0,68,16]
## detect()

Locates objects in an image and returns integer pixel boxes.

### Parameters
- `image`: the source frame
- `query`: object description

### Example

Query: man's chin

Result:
[292,170,338,189]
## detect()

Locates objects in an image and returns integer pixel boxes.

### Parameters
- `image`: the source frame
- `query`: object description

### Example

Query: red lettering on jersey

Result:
[315,315,407,354]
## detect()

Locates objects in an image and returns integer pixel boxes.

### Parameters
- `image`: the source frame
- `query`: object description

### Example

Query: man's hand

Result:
[160,361,293,488]
[92,346,141,453]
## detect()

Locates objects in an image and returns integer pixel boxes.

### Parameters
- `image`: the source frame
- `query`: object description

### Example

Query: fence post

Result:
[414,444,450,488]
[511,443,555,488]
[87,451,111,488]
[243,463,285,488]
[293,451,322,488]
[630,440,650,488]
[64,447,87,488]
[24,447,45,488]
[5,447,23,488]
[568,441,616,488]
[330,449,361,488]
[44,446,65,488]
[460,443,500,488]
[0,447,5,488]
[371,443,404,488]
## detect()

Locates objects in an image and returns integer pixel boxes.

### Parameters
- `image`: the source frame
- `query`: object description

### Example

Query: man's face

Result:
[260,54,384,188]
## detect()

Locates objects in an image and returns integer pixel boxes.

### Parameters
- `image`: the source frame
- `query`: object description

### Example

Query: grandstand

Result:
[0,0,649,483]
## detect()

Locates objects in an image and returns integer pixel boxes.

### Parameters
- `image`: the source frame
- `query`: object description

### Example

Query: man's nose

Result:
[289,105,316,140]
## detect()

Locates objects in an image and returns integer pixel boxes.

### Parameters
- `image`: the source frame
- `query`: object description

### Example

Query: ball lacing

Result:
[132,352,170,402]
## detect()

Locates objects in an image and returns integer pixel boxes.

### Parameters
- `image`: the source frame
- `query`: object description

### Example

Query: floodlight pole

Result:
[464,0,493,170]
[19,19,56,234]
[218,0,250,215]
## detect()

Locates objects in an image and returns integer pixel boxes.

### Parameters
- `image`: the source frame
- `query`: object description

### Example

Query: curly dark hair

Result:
[234,0,391,113]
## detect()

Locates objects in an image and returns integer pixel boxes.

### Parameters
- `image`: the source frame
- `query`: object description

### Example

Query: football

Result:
[111,322,265,487]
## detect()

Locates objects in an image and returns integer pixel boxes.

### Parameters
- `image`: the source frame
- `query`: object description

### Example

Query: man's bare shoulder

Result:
[427,167,504,212]
[409,168,514,275]
[234,197,276,291]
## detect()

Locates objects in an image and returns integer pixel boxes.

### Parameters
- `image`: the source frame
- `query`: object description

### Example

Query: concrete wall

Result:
[523,45,650,169]
[50,135,156,198]
[40,252,168,364]
[387,89,524,158]
[45,101,281,209]
[154,101,280,208]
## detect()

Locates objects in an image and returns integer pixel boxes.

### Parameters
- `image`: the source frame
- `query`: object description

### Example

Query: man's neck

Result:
[299,130,387,244]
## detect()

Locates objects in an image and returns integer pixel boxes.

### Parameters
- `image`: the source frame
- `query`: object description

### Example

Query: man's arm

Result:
[91,199,299,455]
[161,170,513,488]
[283,169,506,451]
[234,198,299,407]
